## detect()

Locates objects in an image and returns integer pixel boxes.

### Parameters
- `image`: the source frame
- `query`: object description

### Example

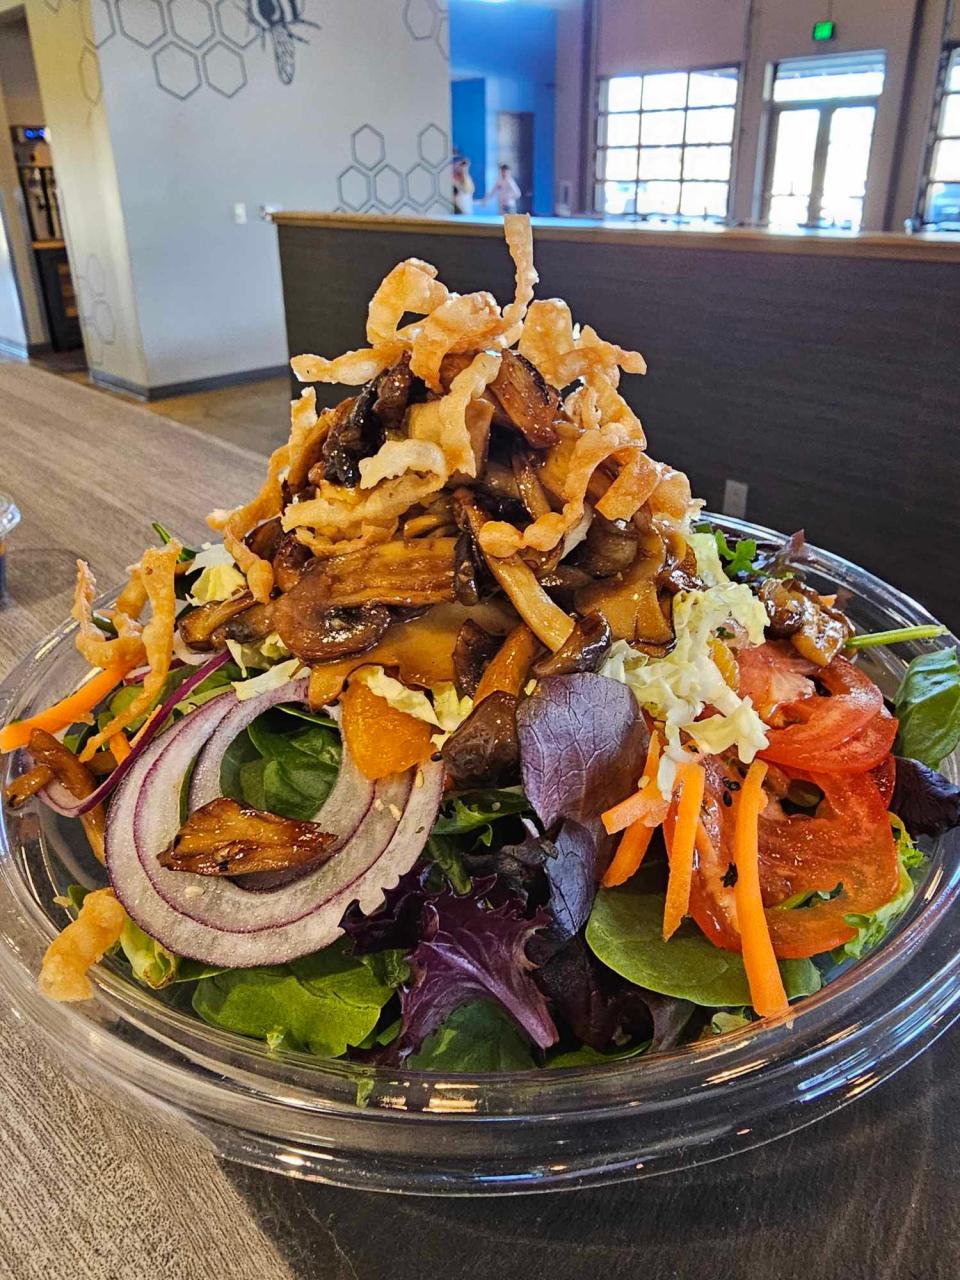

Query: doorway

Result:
[496,111,534,214]
[0,8,84,360]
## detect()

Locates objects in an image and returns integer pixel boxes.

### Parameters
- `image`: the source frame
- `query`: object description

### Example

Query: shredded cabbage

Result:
[232,657,301,700]
[687,531,729,588]
[190,562,246,604]
[600,582,769,792]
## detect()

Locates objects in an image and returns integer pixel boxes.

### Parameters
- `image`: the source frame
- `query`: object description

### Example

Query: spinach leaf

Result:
[191,938,396,1057]
[406,1000,536,1072]
[893,647,960,769]
[233,711,343,820]
[585,887,821,1007]
[546,1039,651,1068]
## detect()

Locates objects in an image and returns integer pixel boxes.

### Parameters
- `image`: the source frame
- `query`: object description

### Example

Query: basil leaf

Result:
[406,1000,536,1071]
[585,888,821,1007]
[192,938,396,1057]
[894,648,960,769]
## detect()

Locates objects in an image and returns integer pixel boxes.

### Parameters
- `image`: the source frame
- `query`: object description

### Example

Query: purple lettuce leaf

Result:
[543,819,598,940]
[892,757,960,838]
[393,890,558,1060]
[340,866,431,954]
[516,673,648,830]
[532,935,693,1052]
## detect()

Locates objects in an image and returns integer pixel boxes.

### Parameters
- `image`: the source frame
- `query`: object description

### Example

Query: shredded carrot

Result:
[662,762,705,940]
[0,661,136,754]
[601,734,667,835]
[109,733,131,764]
[733,760,789,1018]
[602,734,662,886]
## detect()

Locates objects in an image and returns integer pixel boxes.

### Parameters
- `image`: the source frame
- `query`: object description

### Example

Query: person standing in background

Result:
[452,156,475,215]
[487,163,522,215]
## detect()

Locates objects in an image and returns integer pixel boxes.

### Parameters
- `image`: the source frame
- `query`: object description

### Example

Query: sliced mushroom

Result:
[571,513,639,578]
[216,601,276,647]
[454,530,481,606]
[372,352,419,431]
[272,531,313,593]
[179,592,255,651]
[532,612,611,677]
[574,527,673,644]
[293,537,458,610]
[441,690,521,788]
[245,516,284,563]
[159,796,336,877]
[488,351,561,448]
[536,564,594,610]
[511,447,553,519]
[453,619,501,698]
[759,577,853,666]
[320,387,382,487]
[273,570,391,661]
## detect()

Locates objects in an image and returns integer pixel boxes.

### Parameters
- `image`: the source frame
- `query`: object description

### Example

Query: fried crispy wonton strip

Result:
[39,887,126,1002]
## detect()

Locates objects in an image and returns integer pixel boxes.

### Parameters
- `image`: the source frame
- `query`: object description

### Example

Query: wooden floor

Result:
[48,362,291,457]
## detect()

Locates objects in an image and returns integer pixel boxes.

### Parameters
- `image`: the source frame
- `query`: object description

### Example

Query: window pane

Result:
[642,72,688,110]
[821,105,876,219]
[601,148,639,181]
[769,108,819,196]
[638,146,682,179]
[924,181,960,225]
[603,113,640,147]
[688,69,738,107]
[768,194,811,228]
[685,106,736,144]
[683,144,732,180]
[948,50,960,93]
[940,93,960,137]
[599,181,637,215]
[932,138,960,181]
[636,180,680,215]
[680,181,729,217]
[773,54,885,103]
[640,109,685,145]
[607,77,643,112]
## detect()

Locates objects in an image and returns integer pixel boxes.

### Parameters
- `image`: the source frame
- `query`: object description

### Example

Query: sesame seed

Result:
[388,803,402,821]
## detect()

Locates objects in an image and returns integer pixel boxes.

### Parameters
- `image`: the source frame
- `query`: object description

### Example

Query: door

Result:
[496,111,534,213]
[763,101,878,231]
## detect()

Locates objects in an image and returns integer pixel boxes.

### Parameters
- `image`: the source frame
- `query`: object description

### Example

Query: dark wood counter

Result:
[275,214,960,629]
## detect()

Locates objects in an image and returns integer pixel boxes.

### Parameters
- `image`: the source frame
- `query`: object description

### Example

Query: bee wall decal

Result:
[246,0,320,86]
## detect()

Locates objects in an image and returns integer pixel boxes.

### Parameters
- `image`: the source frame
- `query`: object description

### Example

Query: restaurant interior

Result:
[2,2,960,1273]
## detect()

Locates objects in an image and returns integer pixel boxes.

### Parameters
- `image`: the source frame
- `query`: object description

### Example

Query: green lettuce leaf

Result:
[710,1008,753,1035]
[406,1000,536,1071]
[585,887,821,1008]
[894,647,960,769]
[431,788,532,846]
[191,938,397,1057]
[547,1039,651,1068]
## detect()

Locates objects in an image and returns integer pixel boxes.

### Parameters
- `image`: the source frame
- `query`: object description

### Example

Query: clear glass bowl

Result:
[1,516,958,1196]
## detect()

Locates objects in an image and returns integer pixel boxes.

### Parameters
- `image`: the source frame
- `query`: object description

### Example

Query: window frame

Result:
[593,62,741,225]
[918,44,960,230]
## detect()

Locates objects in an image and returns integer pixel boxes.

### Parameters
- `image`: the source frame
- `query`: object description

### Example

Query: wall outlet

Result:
[722,478,749,519]
[233,202,247,225]
[259,203,282,221]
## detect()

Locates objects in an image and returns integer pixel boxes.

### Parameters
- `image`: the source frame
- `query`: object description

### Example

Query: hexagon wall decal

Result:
[169,0,216,48]
[337,165,372,212]
[351,124,386,170]
[373,164,404,211]
[82,0,116,48]
[405,162,437,210]
[403,0,438,41]
[153,41,202,99]
[117,0,167,49]
[417,123,447,168]
[78,47,102,104]
[215,0,258,48]
[203,41,246,97]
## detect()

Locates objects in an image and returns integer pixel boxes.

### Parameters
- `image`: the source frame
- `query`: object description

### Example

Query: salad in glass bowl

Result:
[2,217,959,1080]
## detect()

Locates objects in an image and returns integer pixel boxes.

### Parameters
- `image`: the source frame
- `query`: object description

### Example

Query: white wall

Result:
[560,0,954,231]
[22,0,451,393]
[0,13,41,122]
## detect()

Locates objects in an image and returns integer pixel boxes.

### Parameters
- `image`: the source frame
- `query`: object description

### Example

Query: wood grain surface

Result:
[2,360,959,1280]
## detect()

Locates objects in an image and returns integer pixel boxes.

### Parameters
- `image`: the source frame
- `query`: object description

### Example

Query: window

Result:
[595,67,739,224]
[921,47,960,229]
[762,53,885,233]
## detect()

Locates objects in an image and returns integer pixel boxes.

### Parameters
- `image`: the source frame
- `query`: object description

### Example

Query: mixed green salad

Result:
[3,217,959,1076]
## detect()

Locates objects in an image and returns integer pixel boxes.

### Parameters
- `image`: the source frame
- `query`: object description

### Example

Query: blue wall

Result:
[452,77,487,199]
[449,0,557,215]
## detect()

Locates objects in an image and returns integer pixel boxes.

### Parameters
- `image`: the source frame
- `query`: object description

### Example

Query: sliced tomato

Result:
[757,654,885,767]
[736,641,817,721]
[690,758,899,959]
[871,754,897,808]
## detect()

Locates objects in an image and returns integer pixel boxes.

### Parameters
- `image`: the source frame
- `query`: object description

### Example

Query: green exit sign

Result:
[812,19,836,41]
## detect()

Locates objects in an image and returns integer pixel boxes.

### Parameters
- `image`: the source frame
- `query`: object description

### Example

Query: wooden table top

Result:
[1,361,957,1280]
